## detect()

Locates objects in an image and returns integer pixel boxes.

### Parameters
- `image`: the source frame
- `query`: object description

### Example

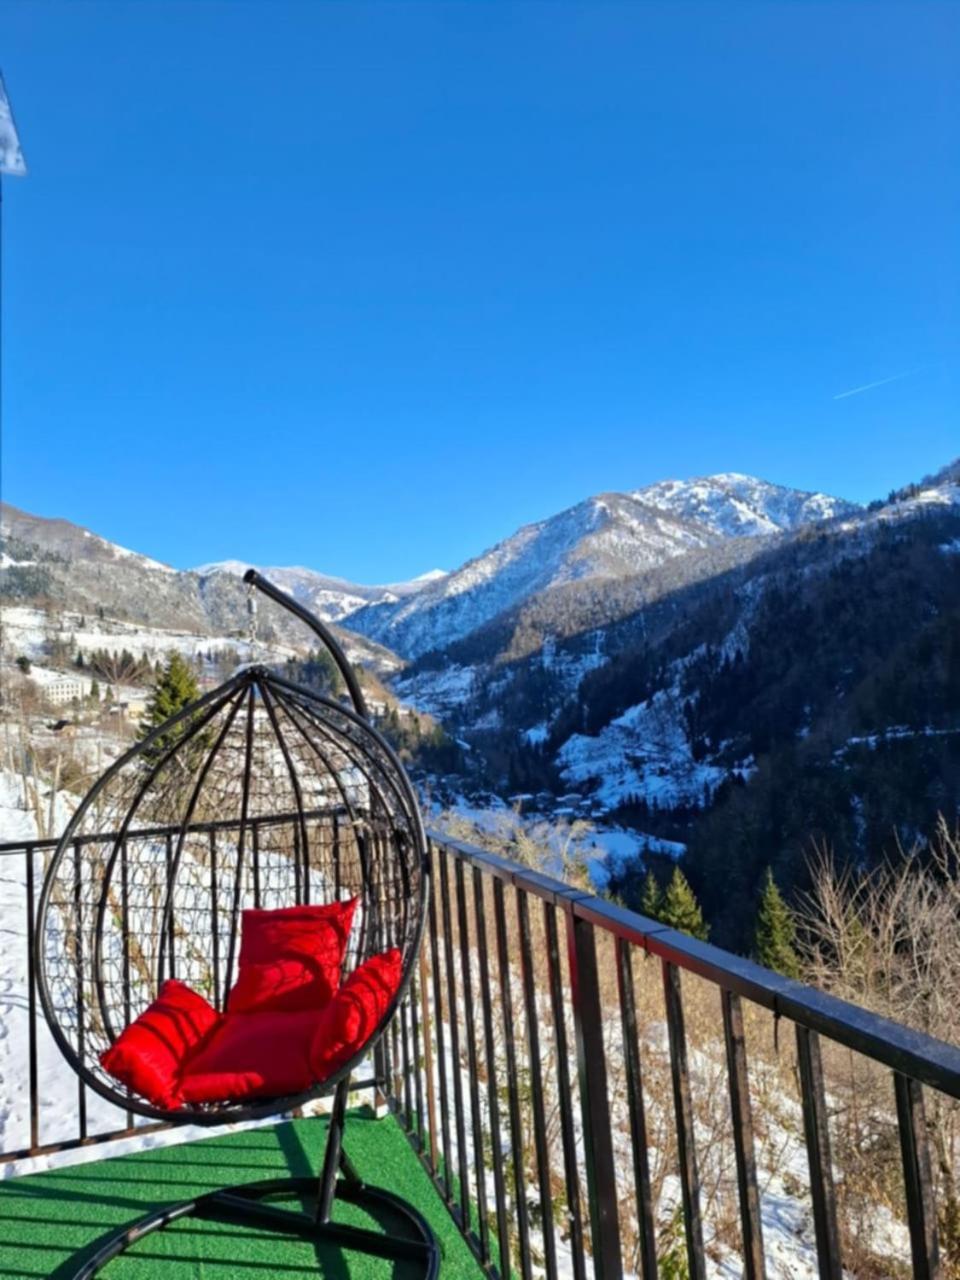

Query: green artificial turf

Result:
[0,1110,483,1279]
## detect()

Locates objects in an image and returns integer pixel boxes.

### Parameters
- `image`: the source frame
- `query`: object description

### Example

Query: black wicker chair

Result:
[35,570,438,1277]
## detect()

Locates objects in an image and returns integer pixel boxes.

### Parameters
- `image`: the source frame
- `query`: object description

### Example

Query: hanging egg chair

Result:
[35,570,438,1278]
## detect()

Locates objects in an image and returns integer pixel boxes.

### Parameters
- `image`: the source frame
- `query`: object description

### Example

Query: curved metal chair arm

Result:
[243,568,369,721]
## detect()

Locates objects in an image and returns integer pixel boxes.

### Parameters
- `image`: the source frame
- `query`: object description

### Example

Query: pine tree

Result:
[641,871,662,921]
[138,653,202,763]
[660,867,709,941]
[754,868,800,978]
[89,678,100,703]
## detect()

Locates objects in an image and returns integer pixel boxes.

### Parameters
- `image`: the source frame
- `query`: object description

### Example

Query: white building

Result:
[46,677,84,706]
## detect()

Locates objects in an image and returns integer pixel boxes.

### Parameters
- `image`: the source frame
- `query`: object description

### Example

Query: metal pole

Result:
[243,568,369,719]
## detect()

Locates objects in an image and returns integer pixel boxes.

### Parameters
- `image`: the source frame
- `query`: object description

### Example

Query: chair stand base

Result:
[70,1174,441,1278]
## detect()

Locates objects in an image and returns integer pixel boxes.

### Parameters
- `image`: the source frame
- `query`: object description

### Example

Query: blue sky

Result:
[2,2,957,582]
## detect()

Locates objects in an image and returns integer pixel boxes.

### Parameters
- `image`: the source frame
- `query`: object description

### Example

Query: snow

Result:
[835,724,960,758]
[1,605,294,668]
[558,687,726,811]
[634,473,859,539]
[409,569,448,583]
[393,663,477,719]
[191,561,446,624]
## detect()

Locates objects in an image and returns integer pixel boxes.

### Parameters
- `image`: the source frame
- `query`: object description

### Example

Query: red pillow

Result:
[99,979,219,1108]
[180,1008,319,1104]
[309,949,403,1082]
[228,899,358,1015]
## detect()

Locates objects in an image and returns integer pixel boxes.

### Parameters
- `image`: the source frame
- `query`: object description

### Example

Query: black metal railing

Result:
[384,832,960,1280]
[0,833,164,1163]
[4,823,960,1278]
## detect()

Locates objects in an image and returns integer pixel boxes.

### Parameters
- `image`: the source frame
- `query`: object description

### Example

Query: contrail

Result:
[833,368,922,400]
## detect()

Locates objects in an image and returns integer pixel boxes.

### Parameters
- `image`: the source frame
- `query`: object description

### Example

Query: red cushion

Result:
[180,1009,319,1103]
[228,899,357,1014]
[309,949,403,1082]
[99,980,218,1108]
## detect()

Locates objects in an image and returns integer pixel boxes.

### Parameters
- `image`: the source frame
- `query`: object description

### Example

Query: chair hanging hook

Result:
[246,578,258,653]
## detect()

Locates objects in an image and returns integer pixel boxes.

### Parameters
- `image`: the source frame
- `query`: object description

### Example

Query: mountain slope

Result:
[349,476,858,659]
[388,468,959,949]
[193,561,448,624]
[0,505,402,676]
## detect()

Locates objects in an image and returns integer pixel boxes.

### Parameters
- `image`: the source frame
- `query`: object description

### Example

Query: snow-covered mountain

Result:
[193,561,448,624]
[348,476,859,659]
[0,505,404,676]
[635,472,857,538]
[1,504,177,575]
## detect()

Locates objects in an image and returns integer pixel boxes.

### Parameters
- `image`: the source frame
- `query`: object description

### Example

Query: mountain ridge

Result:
[346,473,860,658]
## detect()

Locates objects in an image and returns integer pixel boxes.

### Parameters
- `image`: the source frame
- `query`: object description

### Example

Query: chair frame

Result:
[34,571,440,1277]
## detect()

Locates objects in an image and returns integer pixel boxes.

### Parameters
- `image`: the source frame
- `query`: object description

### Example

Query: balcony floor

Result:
[0,1110,483,1278]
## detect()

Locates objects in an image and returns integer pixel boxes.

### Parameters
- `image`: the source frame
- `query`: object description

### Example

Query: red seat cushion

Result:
[180,1009,319,1103]
[99,980,219,1109]
[227,899,357,1015]
[310,949,403,1082]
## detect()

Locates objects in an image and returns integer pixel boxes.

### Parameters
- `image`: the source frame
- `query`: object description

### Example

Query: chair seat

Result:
[180,1007,320,1103]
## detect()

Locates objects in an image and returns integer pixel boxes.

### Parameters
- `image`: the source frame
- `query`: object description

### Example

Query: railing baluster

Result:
[894,1073,941,1280]
[389,999,401,1101]
[545,901,587,1280]
[494,875,533,1280]
[721,988,765,1280]
[25,848,40,1152]
[616,938,658,1280]
[293,816,303,905]
[399,993,413,1128]
[662,959,705,1280]
[419,946,439,1173]
[251,822,261,909]
[408,966,426,1148]
[74,842,87,1141]
[332,812,339,901]
[795,1025,842,1280]
[427,841,453,1202]
[455,856,490,1262]
[474,865,511,1279]
[516,886,558,1278]
[568,909,623,1279]
[439,845,471,1229]
[164,831,176,978]
[121,838,133,1128]
[209,829,221,1010]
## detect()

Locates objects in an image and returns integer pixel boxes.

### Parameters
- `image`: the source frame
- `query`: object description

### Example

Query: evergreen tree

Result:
[640,871,663,920]
[660,867,709,940]
[89,678,100,703]
[138,653,202,763]
[754,868,800,978]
